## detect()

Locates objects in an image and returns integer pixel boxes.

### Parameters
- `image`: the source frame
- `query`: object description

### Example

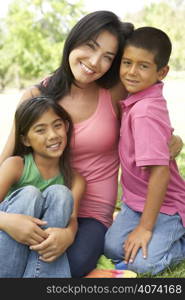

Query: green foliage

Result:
[176,145,185,179]
[0,0,86,89]
[124,0,185,71]
[0,22,14,90]
[97,255,115,270]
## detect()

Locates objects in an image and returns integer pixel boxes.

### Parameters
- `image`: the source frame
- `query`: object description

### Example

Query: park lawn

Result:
[97,147,185,278]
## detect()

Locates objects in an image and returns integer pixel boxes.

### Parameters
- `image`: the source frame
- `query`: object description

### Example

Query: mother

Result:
[0,11,182,277]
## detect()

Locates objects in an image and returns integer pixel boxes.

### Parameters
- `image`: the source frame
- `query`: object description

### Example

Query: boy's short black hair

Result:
[124,26,172,70]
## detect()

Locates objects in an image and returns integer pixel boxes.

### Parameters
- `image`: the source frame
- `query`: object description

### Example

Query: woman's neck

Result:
[70,82,98,97]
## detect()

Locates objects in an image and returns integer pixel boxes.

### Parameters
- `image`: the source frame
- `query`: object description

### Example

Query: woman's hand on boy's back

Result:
[169,135,184,159]
[123,225,152,264]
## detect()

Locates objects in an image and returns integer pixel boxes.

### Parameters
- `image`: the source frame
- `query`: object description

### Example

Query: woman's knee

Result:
[69,254,91,277]
[68,247,101,277]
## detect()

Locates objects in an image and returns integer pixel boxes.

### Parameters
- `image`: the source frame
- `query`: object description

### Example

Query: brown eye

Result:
[35,128,45,134]
[86,42,95,49]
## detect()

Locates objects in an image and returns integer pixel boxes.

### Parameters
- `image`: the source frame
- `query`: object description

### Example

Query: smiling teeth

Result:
[81,63,94,74]
[48,143,60,148]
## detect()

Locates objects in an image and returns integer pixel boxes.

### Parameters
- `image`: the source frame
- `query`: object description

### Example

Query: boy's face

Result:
[120,45,168,94]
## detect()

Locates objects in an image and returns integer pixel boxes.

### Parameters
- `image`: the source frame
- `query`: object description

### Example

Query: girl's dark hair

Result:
[39,10,134,102]
[13,96,73,188]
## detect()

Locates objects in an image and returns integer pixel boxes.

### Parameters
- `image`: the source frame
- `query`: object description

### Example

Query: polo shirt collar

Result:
[120,81,164,108]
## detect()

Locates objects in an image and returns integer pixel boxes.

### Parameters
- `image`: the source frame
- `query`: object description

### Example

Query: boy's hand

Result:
[124,225,152,264]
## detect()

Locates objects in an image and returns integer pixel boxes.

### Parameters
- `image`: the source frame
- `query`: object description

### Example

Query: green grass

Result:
[98,146,185,277]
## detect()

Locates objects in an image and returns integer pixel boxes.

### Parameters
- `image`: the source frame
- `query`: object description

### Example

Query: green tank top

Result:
[7,153,64,197]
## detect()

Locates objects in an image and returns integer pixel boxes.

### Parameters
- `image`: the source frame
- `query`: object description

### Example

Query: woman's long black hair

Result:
[13,96,73,188]
[39,10,134,102]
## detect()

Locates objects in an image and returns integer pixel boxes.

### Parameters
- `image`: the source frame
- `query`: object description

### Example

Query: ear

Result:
[157,65,169,81]
[21,135,31,147]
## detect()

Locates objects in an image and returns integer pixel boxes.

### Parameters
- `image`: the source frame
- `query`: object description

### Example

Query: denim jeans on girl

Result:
[104,203,185,275]
[0,184,73,278]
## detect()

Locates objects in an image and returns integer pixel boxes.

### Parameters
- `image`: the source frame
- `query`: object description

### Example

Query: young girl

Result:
[0,96,85,278]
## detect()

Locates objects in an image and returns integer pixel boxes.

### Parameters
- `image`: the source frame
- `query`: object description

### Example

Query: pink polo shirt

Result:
[119,82,185,226]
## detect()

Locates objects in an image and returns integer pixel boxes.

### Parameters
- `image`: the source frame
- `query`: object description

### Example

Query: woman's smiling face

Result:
[69,30,118,87]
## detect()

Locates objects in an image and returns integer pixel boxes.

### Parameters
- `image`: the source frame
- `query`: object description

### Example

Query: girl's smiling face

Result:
[22,108,68,160]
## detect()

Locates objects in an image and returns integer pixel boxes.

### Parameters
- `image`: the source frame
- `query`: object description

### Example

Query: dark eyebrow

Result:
[122,56,153,65]
[32,118,63,130]
[91,39,116,56]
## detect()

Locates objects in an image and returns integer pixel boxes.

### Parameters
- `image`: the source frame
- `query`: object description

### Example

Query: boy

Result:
[104,27,185,274]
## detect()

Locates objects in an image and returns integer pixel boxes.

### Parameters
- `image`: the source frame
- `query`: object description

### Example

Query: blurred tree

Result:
[125,0,185,71]
[0,0,85,89]
[0,19,15,90]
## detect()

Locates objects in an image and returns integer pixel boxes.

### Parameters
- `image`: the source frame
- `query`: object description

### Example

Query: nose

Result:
[47,127,58,139]
[88,53,101,67]
[128,64,137,75]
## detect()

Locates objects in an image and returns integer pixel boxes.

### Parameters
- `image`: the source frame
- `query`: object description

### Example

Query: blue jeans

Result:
[104,203,185,275]
[0,185,73,278]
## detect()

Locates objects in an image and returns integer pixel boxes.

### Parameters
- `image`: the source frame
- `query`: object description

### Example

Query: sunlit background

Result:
[0,0,185,152]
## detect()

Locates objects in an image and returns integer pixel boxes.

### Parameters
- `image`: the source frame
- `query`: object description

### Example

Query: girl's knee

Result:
[20,186,42,207]
[13,185,40,196]
[45,184,71,194]
[21,185,41,196]
[4,186,42,216]
[9,186,41,204]
[44,184,73,210]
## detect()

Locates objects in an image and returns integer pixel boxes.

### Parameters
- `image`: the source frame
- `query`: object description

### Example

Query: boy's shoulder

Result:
[131,95,168,118]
